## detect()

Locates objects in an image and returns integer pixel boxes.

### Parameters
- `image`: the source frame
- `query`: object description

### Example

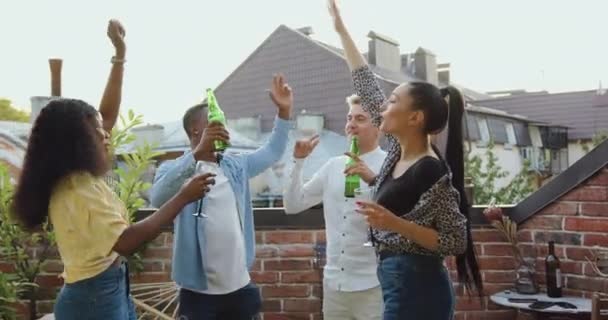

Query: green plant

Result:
[0,99,29,123]
[0,273,25,320]
[0,165,54,320]
[465,141,536,205]
[111,110,163,273]
[581,130,608,153]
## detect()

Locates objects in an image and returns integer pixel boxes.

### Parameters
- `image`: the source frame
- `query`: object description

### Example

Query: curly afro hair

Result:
[13,98,109,230]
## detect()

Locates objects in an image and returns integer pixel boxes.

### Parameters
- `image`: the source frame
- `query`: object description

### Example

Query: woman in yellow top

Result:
[12,20,215,320]
[12,103,214,317]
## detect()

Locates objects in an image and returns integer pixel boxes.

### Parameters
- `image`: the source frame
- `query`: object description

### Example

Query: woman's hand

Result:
[356,200,404,232]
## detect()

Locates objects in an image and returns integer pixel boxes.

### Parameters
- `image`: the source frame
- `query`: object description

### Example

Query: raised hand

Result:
[193,122,230,161]
[328,0,346,34]
[268,73,293,120]
[294,135,320,159]
[107,19,126,57]
[344,152,376,185]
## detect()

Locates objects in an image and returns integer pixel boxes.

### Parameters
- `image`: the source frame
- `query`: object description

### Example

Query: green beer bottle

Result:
[206,88,230,152]
[344,136,360,198]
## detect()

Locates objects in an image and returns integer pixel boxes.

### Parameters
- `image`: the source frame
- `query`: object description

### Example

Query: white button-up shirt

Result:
[283,147,387,292]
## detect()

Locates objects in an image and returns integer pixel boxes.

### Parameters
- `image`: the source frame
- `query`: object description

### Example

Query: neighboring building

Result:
[0,123,29,181]
[465,103,569,181]
[137,24,572,204]
[474,88,608,166]
[212,25,492,135]
[119,121,261,158]
[204,25,566,196]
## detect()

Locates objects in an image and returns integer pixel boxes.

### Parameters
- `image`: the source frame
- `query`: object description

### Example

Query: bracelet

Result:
[111,56,126,64]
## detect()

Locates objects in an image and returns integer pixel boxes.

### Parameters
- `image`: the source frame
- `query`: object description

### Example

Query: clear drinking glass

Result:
[355,187,375,247]
[193,161,217,218]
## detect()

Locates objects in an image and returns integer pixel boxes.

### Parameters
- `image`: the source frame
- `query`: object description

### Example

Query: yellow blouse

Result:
[49,172,129,283]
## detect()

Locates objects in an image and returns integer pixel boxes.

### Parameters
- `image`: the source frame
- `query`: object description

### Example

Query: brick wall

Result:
[253,230,325,320]
[450,166,608,319]
[6,167,607,319]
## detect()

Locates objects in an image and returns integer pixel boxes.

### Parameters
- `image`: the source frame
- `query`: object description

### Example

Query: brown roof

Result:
[214,25,355,133]
[474,90,608,140]
[213,25,490,133]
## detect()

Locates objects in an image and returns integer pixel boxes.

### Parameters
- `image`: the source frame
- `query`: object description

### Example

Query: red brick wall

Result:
[253,230,325,320]
[7,167,607,319]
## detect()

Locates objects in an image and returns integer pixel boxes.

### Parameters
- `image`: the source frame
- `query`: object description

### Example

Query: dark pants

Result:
[377,253,455,320]
[178,283,261,320]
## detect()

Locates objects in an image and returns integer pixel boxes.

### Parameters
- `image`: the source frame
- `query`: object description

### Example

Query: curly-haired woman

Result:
[11,23,215,320]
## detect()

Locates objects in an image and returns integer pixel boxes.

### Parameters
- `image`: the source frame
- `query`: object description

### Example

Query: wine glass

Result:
[193,161,217,218]
[355,187,375,247]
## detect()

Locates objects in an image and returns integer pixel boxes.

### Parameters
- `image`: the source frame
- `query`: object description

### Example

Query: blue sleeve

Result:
[149,151,196,208]
[244,116,292,178]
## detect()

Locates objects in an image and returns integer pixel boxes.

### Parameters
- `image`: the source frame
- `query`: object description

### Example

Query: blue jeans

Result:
[54,262,136,320]
[177,283,261,320]
[377,253,454,320]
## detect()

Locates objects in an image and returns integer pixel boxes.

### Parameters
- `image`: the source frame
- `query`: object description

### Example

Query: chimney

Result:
[297,26,314,36]
[401,54,412,73]
[49,59,62,97]
[438,63,450,84]
[414,47,438,85]
[296,111,324,137]
[367,31,401,72]
[30,58,63,124]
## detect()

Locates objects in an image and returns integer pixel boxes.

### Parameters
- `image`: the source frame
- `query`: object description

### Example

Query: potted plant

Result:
[483,201,539,294]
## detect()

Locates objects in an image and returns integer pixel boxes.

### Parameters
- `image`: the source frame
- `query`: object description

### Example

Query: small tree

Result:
[581,130,608,153]
[0,165,55,320]
[465,141,536,205]
[111,110,163,273]
[0,99,29,123]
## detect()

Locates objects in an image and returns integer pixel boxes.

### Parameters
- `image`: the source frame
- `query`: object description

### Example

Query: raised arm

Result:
[99,19,126,133]
[329,0,386,122]
[283,135,326,214]
[245,74,293,178]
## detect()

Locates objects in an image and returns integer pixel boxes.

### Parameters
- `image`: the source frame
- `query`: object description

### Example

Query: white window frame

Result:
[505,122,517,146]
[477,118,491,146]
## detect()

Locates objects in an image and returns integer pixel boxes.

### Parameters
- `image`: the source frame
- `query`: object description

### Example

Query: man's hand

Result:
[268,74,292,120]
[294,135,320,159]
[293,134,320,159]
[344,152,376,185]
[193,122,230,161]
[328,0,347,35]
[107,19,126,58]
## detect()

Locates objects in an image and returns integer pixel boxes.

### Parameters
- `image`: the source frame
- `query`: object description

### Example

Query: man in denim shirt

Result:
[150,74,293,320]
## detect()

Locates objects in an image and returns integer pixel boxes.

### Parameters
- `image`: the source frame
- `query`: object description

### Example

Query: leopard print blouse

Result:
[351,65,467,257]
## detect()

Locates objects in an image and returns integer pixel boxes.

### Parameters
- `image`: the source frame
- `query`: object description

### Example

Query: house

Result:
[119,121,261,158]
[474,88,608,166]
[198,25,566,196]
[0,122,29,181]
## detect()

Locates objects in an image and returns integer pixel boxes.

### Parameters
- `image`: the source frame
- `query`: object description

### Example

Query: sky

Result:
[1,0,606,124]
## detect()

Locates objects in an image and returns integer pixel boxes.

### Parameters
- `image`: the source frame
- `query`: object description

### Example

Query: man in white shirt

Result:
[283,95,386,320]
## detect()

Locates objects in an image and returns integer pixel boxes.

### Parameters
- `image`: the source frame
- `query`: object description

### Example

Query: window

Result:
[477,118,490,143]
[464,114,480,141]
[506,123,517,145]
[488,118,508,144]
